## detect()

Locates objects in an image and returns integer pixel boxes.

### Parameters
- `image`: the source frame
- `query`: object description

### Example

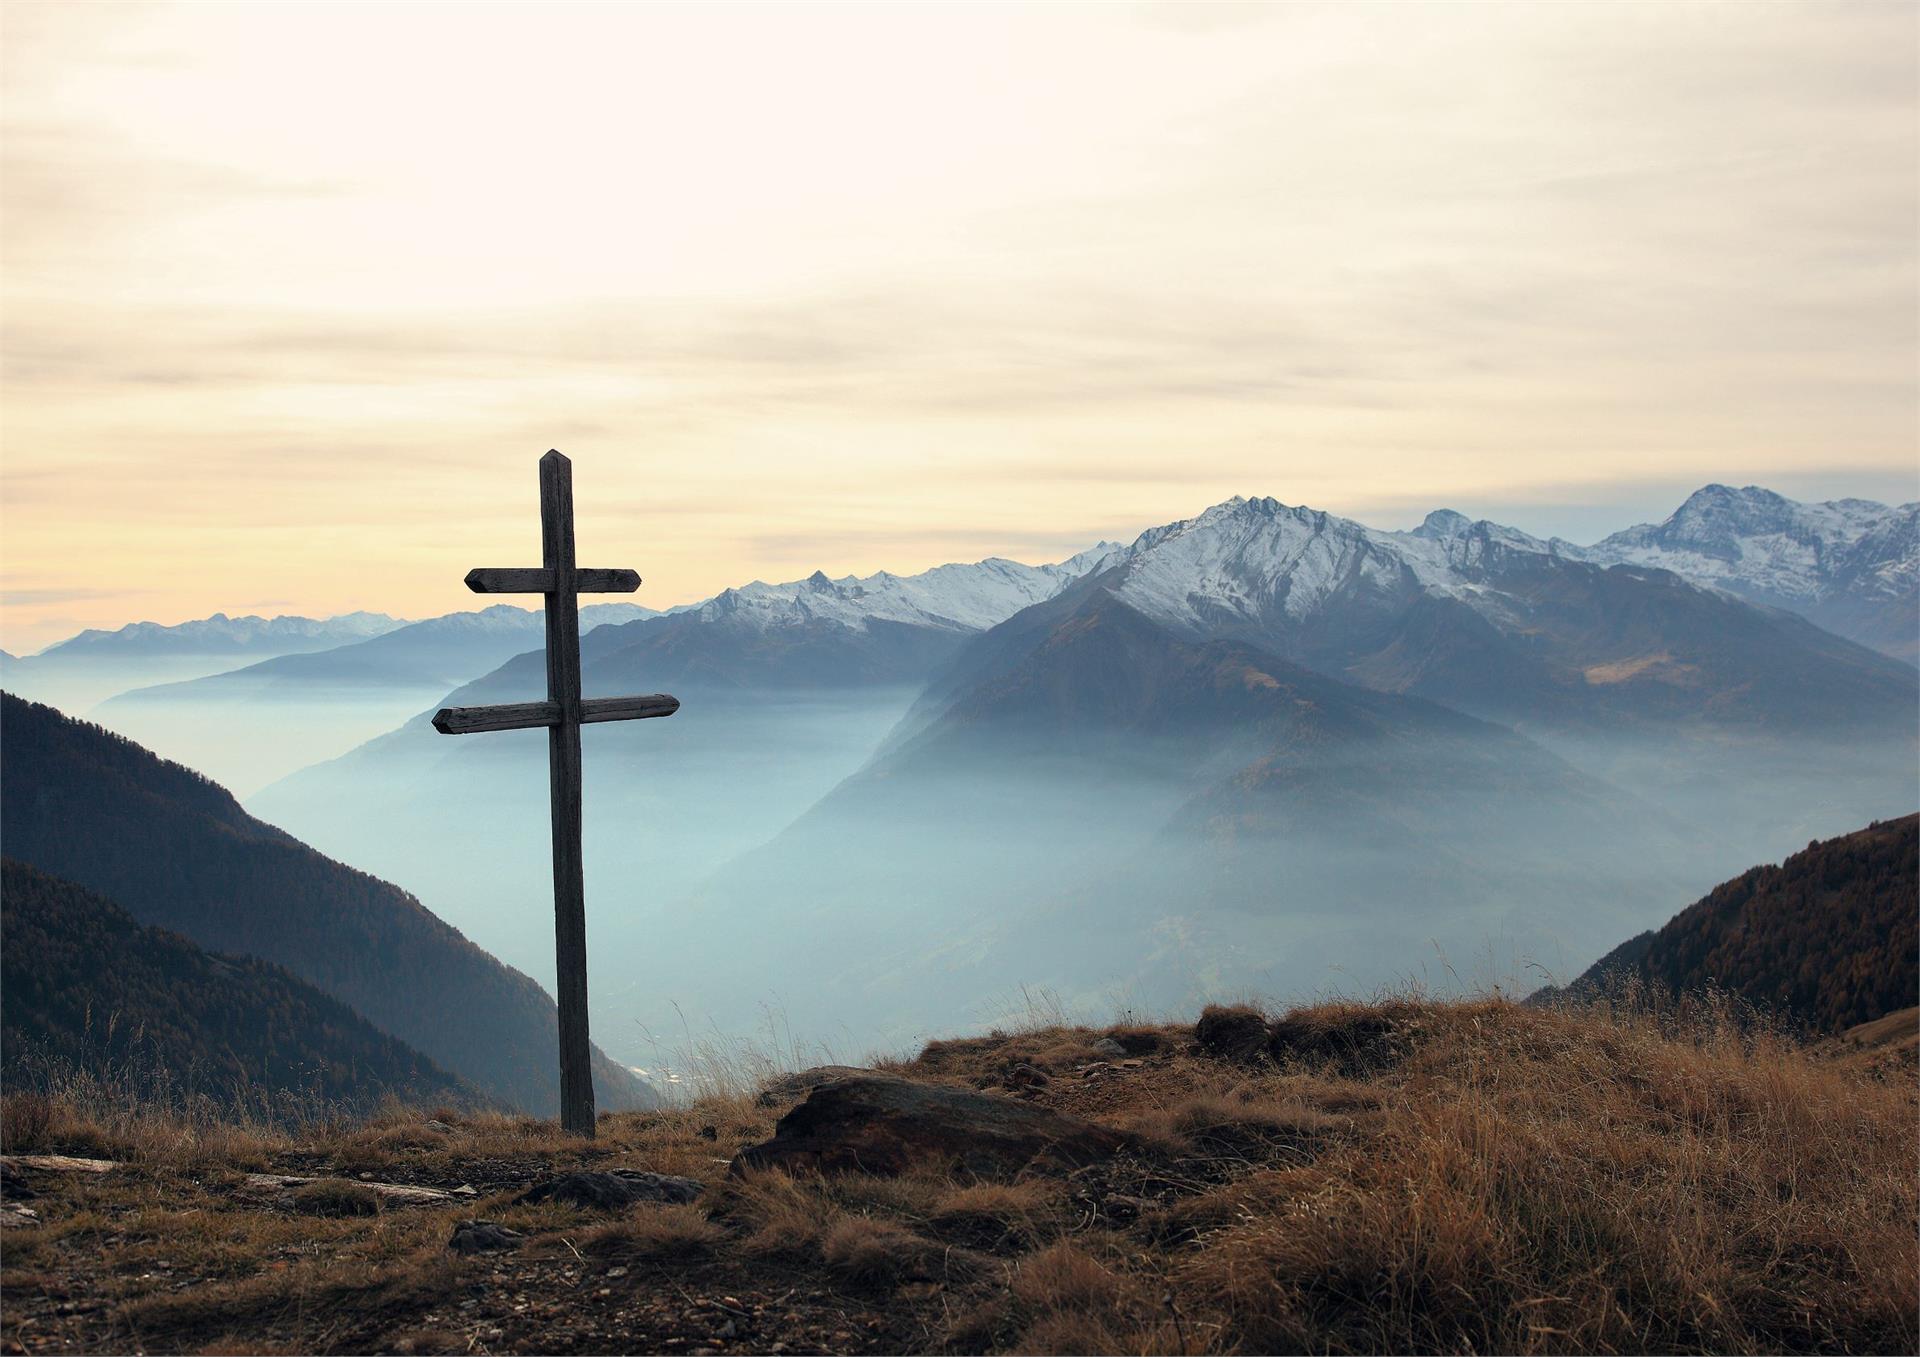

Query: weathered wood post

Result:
[432,450,679,1136]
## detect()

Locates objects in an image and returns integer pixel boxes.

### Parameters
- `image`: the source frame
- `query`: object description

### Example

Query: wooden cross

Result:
[431,450,679,1136]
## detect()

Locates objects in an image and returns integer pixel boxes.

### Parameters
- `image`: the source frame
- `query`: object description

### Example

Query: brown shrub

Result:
[930,1179,1059,1252]
[1266,999,1433,1074]
[1012,1241,1124,1313]
[1135,1092,1344,1165]
[820,1215,936,1285]
[1194,1004,1269,1062]
[712,1168,841,1258]
[577,1204,724,1262]
[289,1179,382,1217]
[1,1091,55,1152]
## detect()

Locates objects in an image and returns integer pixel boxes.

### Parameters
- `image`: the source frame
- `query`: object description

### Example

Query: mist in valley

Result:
[244,668,1913,1069]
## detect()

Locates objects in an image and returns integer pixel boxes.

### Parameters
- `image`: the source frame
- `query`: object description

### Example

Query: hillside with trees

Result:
[1540,815,1918,1031]
[2,860,478,1114]
[0,693,653,1115]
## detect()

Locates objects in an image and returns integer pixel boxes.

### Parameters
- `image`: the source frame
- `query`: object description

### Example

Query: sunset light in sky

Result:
[2,1,1914,649]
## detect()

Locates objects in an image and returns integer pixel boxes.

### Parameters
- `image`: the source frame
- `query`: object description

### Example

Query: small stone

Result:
[1005,1063,1051,1088]
[448,1219,528,1254]
[606,1267,629,1278]
[357,1171,374,1181]
[450,1184,478,1196]
[517,1170,704,1210]
[1090,1036,1128,1059]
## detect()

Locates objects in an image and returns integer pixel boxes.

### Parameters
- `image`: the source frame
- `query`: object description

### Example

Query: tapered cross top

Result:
[433,450,678,1136]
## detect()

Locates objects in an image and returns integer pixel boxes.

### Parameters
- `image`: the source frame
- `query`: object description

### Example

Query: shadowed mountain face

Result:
[1534,815,1918,1033]
[2,860,482,1115]
[651,594,1702,1045]
[0,693,655,1115]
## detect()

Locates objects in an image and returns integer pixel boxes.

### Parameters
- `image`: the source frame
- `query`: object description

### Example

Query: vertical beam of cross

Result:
[539,452,591,1135]
[432,450,679,1137]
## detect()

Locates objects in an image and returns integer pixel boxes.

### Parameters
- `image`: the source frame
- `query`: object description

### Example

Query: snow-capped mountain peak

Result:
[1411,508,1475,540]
[1588,485,1918,605]
[1572,484,1917,661]
[1098,493,1585,639]
[687,546,1126,635]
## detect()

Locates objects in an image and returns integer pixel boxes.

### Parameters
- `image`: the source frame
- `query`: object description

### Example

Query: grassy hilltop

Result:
[2,993,1914,1356]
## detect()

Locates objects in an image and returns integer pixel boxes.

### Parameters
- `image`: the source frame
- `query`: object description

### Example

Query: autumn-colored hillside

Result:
[1544,814,1917,1032]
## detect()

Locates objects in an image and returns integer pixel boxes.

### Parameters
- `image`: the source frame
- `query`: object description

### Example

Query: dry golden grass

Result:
[576,1204,725,1261]
[820,1215,939,1285]
[4,996,1913,1355]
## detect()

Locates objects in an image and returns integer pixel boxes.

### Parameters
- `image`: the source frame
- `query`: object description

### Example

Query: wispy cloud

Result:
[0,1,1912,648]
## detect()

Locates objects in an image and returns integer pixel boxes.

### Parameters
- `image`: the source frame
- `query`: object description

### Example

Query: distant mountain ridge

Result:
[1533,816,1918,1032]
[1582,484,1918,663]
[35,610,406,658]
[2,860,481,1114]
[426,545,1130,708]
[1074,493,1915,745]
[0,693,655,1114]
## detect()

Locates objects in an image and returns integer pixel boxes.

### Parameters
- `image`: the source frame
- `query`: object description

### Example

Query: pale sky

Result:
[2,1,1915,649]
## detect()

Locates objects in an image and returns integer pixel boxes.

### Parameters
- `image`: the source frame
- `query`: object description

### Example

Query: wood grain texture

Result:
[582,693,679,724]
[465,567,553,594]
[433,694,679,735]
[540,450,595,1139]
[432,701,560,735]
[465,566,640,594]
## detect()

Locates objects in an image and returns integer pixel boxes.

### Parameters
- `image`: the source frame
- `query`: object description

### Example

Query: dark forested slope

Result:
[0,693,652,1114]
[1539,815,1918,1031]
[2,860,479,1113]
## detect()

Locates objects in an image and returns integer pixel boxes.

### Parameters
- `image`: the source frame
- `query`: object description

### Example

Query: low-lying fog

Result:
[245,688,1913,1068]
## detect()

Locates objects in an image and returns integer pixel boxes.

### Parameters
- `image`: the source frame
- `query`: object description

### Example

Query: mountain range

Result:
[0,611,408,714]
[9,481,1915,1057]
[236,483,1915,1053]
[0,693,654,1114]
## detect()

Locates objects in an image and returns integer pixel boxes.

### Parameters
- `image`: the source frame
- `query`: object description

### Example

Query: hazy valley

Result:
[7,483,1912,1074]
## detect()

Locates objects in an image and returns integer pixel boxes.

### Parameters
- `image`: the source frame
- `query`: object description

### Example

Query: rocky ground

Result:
[2,998,1914,1355]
